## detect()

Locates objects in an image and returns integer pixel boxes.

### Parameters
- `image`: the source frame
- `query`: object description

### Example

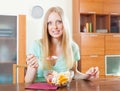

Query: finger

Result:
[91,69,99,78]
[29,57,39,68]
[91,67,95,73]
[86,67,94,74]
[26,58,34,65]
[35,64,39,68]
[34,62,39,68]
[93,67,99,76]
[94,66,98,72]
[26,54,34,64]
[29,60,34,67]
[95,71,99,78]
[27,55,37,65]
[29,60,37,67]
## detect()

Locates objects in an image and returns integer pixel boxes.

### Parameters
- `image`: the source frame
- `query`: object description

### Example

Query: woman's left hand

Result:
[85,66,99,80]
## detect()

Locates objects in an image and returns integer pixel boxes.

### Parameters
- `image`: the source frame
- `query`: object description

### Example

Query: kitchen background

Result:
[0,0,72,83]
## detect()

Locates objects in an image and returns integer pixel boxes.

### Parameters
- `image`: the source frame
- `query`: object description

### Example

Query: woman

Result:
[25,6,99,83]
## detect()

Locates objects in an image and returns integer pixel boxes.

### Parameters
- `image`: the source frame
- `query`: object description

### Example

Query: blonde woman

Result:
[25,6,99,83]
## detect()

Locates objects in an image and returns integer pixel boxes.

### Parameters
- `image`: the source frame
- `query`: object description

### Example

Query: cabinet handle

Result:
[89,55,98,57]
[111,13,119,15]
[113,35,120,37]
[88,12,96,14]
[90,34,98,37]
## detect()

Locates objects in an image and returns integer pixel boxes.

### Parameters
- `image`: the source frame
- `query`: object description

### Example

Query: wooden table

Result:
[1,78,120,91]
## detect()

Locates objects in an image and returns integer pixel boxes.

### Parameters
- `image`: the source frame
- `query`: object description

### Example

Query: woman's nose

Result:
[52,23,57,28]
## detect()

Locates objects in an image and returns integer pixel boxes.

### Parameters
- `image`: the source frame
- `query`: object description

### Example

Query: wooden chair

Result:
[13,64,27,84]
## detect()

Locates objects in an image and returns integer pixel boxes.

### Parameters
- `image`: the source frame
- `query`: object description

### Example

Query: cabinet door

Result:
[81,55,105,77]
[105,34,120,54]
[103,3,120,14]
[80,33,105,55]
[103,1,120,14]
[80,0,103,13]
[110,15,120,33]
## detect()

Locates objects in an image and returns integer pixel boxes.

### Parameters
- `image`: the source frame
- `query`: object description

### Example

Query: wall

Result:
[0,0,72,52]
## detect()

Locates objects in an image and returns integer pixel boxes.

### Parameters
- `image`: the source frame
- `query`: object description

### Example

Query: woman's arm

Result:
[25,54,39,83]
[72,61,99,80]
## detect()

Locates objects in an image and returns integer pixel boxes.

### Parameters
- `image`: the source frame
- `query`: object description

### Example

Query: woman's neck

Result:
[50,37,62,56]
[51,37,62,46]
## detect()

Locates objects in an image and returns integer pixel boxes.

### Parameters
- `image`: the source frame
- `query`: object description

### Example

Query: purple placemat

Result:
[25,82,58,90]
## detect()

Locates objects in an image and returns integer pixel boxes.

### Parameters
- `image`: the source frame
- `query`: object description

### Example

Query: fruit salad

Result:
[44,70,74,87]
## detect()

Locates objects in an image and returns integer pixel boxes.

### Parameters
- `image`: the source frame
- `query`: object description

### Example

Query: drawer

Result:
[81,55,105,76]
[105,34,120,54]
[81,33,105,55]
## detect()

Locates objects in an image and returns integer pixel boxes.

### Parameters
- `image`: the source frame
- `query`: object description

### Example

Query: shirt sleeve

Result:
[27,40,45,80]
[72,42,80,61]
[27,40,42,59]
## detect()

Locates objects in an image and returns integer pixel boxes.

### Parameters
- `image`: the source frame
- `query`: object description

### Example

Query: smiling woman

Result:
[25,6,99,84]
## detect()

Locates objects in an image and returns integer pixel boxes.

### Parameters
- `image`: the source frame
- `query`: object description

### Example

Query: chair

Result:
[13,64,27,84]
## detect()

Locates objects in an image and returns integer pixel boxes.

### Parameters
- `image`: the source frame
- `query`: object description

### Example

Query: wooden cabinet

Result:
[80,13,120,33]
[80,33,105,77]
[103,0,120,14]
[80,0,120,14]
[80,33,120,78]
[96,14,110,32]
[110,15,120,33]
[80,0,103,14]
[81,55,105,78]
[80,13,95,32]
[80,13,111,33]
[73,0,120,78]
[105,34,120,54]
[80,33,104,55]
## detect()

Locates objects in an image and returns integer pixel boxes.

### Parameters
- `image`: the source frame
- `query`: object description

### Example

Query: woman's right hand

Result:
[26,54,39,68]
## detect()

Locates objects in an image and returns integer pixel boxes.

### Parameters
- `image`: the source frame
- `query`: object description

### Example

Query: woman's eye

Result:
[47,22,52,26]
[56,20,62,24]
[47,20,62,26]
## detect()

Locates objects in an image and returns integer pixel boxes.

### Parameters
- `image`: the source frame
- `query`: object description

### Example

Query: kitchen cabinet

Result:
[80,33,105,77]
[80,13,120,33]
[103,0,120,14]
[80,13,95,32]
[105,34,120,55]
[80,0,120,14]
[80,13,110,33]
[80,33,104,55]
[80,0,103,14]
[81,55,105,78]
[73,0,120,78]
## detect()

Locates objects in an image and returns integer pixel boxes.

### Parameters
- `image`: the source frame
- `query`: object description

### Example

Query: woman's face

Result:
[47,12,63,38]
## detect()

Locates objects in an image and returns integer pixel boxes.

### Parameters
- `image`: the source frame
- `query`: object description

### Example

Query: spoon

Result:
[36,56,58,61]
[46,56,58,61]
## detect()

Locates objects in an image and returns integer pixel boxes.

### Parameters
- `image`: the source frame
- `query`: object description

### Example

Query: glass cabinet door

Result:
[105,55,120,76]
[0,15,17,83]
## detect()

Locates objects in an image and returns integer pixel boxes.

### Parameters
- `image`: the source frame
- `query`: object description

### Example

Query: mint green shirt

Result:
[28,40,80,82]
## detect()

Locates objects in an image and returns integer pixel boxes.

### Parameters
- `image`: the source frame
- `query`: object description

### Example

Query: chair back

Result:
[13,64,27,84]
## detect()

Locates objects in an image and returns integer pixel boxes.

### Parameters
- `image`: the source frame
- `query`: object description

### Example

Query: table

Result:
[1,78,120,91]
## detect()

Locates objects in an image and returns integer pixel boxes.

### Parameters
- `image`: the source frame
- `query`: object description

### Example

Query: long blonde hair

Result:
[41,6,74,70]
